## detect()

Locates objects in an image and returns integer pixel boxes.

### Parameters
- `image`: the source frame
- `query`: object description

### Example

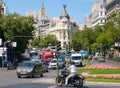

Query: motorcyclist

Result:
[65,61,76,85]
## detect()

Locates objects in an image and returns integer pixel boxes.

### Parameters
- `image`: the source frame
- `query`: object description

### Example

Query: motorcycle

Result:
[56,68,84,88]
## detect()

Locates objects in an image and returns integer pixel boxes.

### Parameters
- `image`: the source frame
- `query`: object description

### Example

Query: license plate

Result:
[21,71,26,74]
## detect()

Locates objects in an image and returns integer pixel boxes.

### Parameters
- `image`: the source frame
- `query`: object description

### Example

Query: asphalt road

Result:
[0,69,120,88]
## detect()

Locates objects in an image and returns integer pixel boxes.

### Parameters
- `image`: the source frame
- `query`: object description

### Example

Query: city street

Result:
[1,0,120,87]
[0,68,120,88]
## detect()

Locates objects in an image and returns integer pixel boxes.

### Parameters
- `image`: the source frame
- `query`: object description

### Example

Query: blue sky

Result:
[3,0,102,24]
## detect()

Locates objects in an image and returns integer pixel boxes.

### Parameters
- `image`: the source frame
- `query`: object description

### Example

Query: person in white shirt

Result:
[65,61,76,85]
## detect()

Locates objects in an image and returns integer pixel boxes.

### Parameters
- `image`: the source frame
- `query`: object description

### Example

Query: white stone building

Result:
[26,4,78,49]
[85,1,106,28]
[48,5,78,48]
[26,3,49,38]
[91,1,106,27]
[104,0,120,21]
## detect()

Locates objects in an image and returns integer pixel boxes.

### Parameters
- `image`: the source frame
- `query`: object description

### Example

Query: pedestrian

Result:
[7,61,11,70]
[92,58,94,63]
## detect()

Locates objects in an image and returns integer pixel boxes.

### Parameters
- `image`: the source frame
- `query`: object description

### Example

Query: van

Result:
[71,53,83,67]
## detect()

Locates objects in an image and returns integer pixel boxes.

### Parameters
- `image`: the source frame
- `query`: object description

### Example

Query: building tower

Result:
[0,0,5,17]
[37,2,49,38]
[60,5,70,21]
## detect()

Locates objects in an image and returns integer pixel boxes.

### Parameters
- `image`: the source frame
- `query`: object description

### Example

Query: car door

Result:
[35,63,43,76]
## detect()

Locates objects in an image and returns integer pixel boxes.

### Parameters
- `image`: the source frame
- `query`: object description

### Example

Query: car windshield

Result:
[20,62,35,67]
[72,56,82,60]
[30,52,37,57]
[45,56,53,59]
[51,60,57,63]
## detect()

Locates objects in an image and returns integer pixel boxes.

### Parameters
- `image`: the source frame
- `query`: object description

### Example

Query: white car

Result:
[48,59,64,69]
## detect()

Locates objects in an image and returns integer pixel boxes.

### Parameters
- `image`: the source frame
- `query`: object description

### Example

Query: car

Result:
[97,56,105,62]
[48,59,64,70]
[16,61,44,78]
[41,62,49,72]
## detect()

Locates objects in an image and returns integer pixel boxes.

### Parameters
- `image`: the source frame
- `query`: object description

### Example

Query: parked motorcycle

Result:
[56,68,84,88]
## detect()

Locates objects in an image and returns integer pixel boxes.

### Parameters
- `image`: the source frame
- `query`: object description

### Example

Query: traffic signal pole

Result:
[56,41,61,77]
[56,55,59,76]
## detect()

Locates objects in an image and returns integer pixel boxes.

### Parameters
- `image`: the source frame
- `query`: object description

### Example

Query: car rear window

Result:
[20,62,35,67]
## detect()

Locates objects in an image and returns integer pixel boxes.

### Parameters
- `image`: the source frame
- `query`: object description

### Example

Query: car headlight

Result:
[26,68,33,72]
[17,69,21,72]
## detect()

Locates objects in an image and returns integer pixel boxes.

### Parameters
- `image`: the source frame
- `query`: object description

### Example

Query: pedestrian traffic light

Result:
[57,41,61,51]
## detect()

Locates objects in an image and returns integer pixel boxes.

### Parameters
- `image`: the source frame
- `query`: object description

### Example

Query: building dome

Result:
[60,5,70,21]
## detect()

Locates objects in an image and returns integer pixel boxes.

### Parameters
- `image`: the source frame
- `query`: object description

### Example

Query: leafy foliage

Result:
[72,13,120,54]
[32,34,57,48]
[0,13,35,55]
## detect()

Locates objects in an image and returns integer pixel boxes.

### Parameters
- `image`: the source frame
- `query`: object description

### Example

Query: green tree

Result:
[72,27,95,51]
[32,34,57,48]
[72,30,82,51]
[0,13,35,55]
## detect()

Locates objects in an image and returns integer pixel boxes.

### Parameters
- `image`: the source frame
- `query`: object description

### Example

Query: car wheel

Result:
[32,74,35,78]
[17,75,21,78]
[40,73,43,77]
[46,69,48,72]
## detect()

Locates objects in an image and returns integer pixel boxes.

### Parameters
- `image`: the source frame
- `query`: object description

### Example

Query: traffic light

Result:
[56,41,61,51]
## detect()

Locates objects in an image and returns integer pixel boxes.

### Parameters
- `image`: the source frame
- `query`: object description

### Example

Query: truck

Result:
[41,51,54,63]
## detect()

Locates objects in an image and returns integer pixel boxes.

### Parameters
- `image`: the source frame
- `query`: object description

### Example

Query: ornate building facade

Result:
[26,4,78,49]
[26,3,49,38]
[37,3,49,38]
[48,5,78,48]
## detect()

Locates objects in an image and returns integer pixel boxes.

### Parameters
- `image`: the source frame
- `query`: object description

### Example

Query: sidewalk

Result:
[0,67,8,71]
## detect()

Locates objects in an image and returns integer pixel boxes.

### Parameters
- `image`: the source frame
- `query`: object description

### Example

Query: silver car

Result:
[16,61,44,78]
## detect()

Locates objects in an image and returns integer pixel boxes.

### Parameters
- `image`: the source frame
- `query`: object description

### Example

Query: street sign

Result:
[12,42,17,47]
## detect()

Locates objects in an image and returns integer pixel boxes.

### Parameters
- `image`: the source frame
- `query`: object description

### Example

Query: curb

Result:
[85,81,120,85]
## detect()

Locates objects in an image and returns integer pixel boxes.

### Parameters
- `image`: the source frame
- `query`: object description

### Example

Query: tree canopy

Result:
[0,13,35,55]
[72,13,120,54]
